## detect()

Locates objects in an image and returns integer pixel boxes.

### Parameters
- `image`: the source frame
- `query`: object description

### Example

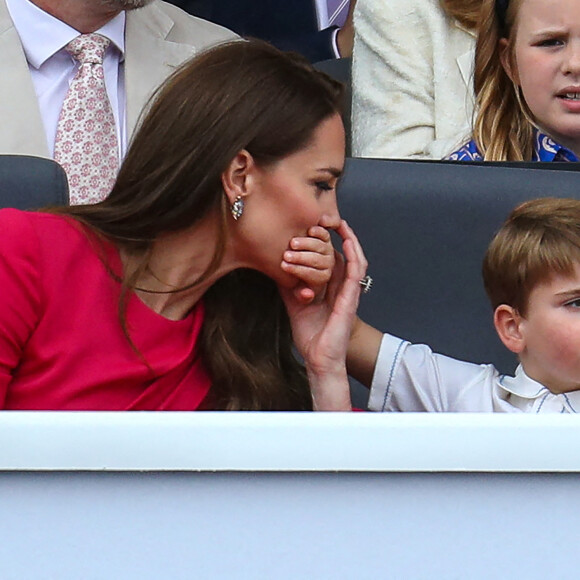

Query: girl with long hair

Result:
[449,0,580,161]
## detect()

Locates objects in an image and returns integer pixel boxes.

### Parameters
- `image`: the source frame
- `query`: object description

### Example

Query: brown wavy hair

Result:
[439,0,482,31]
[472,0,535,160]
[53,40,344,410]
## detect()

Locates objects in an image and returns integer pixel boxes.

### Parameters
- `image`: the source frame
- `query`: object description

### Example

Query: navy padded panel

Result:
[338,159,580,405]
[0,155,69,210]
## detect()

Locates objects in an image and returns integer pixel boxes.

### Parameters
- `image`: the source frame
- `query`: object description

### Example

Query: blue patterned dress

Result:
[447,130,579,162]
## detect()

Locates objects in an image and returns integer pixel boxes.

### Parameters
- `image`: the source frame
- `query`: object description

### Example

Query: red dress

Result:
[0,209,211,410]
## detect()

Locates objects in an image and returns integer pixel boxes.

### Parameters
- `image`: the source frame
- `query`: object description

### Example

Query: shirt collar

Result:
[532,129,579,162]
[500,365,580,411]
[6,0,126,69]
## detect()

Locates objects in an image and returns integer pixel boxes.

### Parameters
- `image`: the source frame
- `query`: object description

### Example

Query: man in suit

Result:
[168,0,355,62]
[0,0,236,161]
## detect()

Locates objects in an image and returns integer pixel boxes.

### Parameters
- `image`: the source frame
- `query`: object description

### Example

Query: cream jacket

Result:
[0,0,236,157]
[351,0,475,159]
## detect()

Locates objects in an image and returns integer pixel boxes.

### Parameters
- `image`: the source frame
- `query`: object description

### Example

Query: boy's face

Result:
[517,262,580,393]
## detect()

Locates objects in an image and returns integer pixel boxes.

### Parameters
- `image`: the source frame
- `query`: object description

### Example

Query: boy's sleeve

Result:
[0,210,43,406]
[368,333,493,412]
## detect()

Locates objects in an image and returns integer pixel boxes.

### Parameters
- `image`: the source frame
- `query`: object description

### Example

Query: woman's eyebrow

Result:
[315,167,343,178]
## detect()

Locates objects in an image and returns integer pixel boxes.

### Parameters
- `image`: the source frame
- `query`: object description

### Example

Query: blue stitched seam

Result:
[536,392,549,413]
[383,340,405,411]
[498,374,544,398]
[562,393,577,413]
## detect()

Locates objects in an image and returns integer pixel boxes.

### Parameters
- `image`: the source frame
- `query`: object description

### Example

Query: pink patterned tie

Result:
[54,33,119,205]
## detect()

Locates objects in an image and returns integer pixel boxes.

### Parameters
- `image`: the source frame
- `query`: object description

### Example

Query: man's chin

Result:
[99,0,154,10]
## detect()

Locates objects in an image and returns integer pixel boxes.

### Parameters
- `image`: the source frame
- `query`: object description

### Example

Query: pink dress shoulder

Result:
[0,209,211,410]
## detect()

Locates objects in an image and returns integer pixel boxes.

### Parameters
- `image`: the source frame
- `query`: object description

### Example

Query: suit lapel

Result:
[0,0,49,157]
[456,49,475,94]
[452,20,476,96]
[124,4,197,138]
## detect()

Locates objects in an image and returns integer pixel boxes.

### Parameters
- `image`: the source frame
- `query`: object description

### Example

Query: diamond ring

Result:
[359,275,373,294]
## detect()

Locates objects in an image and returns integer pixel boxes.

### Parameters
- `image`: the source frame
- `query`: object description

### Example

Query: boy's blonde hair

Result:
[483,198,580,315]
[473,0,536,161]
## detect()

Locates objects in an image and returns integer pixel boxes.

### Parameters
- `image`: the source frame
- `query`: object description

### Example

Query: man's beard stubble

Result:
[99,0,154,10]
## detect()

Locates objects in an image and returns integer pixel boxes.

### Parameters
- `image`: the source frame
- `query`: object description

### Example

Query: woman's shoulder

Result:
[0,209,95,261]
[0,209,83,238]
[0,209,118,286]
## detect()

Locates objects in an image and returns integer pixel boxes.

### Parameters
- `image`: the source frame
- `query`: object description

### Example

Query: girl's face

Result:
[231,113,344,289]
[503,0,580,155]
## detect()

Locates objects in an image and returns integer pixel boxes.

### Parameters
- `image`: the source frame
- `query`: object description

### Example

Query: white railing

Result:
[1,413,579,579]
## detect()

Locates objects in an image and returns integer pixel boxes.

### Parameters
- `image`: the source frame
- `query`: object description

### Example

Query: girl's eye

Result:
[537,38,564,47]
[565,298,580,308]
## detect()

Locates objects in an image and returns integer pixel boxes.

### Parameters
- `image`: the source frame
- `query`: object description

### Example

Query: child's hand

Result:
[279,220,368,411]
[280,225,335,305]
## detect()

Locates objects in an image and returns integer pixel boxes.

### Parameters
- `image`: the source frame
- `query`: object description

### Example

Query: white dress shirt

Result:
[315,0,348,57]
[369,333,580,413]
[314,0,329,29]
[5,0,126,158]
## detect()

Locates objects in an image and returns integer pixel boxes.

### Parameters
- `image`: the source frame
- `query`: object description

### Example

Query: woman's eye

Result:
[315,181,333,192]
[565,298,580,308]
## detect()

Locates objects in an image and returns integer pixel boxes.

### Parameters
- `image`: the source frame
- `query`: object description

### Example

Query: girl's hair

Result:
[439,0,483,31]
[472,0,535,160]
[53,39,344,410]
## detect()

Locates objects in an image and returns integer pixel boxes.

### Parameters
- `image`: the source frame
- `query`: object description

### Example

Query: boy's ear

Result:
[499,38,519,85]
[494,304,525,354]
[221,149,257,206]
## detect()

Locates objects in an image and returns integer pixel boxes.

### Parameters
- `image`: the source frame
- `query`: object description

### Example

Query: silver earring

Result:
[231,195,244,220]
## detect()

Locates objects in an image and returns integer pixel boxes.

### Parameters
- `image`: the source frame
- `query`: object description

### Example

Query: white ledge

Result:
[2,412,580,472]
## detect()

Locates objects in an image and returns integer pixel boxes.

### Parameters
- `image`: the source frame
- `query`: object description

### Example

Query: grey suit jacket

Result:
[0,0,236,157]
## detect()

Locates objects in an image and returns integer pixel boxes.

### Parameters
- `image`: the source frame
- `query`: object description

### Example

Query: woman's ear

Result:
[221,149,256,206]
[494,304,525,354]
[499,38,519,85]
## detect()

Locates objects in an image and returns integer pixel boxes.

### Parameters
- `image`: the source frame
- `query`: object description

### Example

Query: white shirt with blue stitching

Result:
[369,333,580,413]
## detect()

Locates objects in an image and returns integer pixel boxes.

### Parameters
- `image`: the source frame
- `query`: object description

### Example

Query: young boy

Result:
[348,198,580,413]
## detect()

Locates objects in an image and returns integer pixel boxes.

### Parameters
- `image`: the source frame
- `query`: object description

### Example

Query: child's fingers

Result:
[292,285,316,304]
[281,262,333,286]
[307,225,332,242]
[283,249,334,271]
[289,235,333,256]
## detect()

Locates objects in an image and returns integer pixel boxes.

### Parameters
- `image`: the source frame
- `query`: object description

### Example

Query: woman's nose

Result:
[319,195,341,230]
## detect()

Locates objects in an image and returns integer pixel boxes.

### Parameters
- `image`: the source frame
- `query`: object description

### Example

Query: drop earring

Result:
[231,195,244,220]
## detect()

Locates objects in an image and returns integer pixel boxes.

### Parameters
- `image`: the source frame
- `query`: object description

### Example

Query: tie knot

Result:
[66,33,110,65]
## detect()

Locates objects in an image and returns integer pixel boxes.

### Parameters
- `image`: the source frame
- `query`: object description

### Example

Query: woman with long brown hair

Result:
[0,40,367,411]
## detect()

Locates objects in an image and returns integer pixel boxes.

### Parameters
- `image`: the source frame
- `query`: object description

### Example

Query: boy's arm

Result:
[366,333,499,412]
